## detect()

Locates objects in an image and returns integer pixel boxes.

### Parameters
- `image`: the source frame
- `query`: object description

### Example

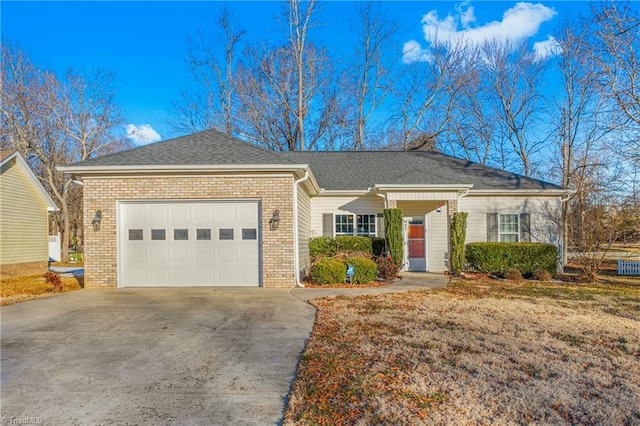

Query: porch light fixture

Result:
[269,209,280,231]
[92,210,102,232]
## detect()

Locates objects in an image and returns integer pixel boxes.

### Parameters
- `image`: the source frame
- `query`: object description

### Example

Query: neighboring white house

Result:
[59,130,570,288]
[1,151,58,277]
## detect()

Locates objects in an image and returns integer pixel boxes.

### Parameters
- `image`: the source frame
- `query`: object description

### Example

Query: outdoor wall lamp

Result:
[269,209,280,231]
[92,210,102,232]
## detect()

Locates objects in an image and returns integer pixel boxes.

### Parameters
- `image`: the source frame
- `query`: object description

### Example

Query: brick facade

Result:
[82,174,295,288]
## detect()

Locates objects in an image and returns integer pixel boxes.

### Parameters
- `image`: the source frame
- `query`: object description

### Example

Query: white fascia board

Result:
[58,163,308,173]
[467,188,574,196]
[373,184,474,191]
[4,152,59,211]
[316,189,372,196]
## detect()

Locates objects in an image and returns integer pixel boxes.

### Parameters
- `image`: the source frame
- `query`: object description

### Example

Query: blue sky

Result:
[2,1,589,145]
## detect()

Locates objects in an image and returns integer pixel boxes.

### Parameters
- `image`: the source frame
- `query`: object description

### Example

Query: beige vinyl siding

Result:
[398,200,449,273]
[0,159,49,265]
[297,186,312,278]
[427,205,448,272]
[459,195,562,245]
[310,194,384,237]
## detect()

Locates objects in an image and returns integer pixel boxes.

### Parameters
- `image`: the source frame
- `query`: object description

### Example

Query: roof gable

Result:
[66,129,297,168]
[0,151,58,211]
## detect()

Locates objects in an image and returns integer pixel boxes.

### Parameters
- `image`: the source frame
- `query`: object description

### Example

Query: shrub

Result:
[309,237,336,257]
[369,237,386,256]
[504,268,524,282]
[375,255,401,282]
[384,208,404,265]
[334,236,372,254]
[311,258,346,284]
[43,271,63,292]
[532,269,553,282]
[450,212,468,276]
[465,242,557,276]
[345,257,377,284]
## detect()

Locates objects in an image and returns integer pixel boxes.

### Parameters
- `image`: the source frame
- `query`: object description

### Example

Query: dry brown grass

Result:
[1,274,82,306]
[284,278,640,425]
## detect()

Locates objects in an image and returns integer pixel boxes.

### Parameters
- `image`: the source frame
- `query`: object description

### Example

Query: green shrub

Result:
[309,237,336,257]
[334,236,373,254]
[450,212,468,276]
[345,257,377,284]
[369,237,386,256]
[465,242,557,276]
[384,208,403,265]
[311,258,346,284]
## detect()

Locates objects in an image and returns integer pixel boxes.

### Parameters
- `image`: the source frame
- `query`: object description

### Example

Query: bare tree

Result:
[391,37,471,151]
[591,1,640,144]
[347,2,397,150]
[1,45,128,261]
[482,41,548,176]
[170,5,245,135]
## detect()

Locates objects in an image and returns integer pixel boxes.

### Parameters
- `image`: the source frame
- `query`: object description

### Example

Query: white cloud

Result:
[533,35,562,60]
[126,124,161,145]
[403,2,557,63]
[402,40,431,63]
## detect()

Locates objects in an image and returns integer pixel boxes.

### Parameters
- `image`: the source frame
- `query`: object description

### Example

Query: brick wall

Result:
[82,174,295,288]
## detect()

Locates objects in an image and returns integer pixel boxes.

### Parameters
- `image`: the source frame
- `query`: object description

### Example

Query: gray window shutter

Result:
[322,214,333,237]
[520,213,531,242]
[376,213,385,238]
[487,213,498,242]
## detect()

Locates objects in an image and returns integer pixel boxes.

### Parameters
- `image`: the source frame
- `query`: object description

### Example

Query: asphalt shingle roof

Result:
[280,151,563,191]
[69,129,295,167]
[65,130,563,191]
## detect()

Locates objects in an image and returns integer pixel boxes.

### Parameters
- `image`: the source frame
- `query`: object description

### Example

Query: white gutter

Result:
[57,163,312,174]
[293,170,310,287]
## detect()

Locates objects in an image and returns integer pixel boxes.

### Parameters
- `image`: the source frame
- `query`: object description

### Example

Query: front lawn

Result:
[1,273,82,306]
[284,278,640,425]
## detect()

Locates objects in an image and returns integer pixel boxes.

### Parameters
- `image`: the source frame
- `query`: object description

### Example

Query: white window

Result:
[335,214,376,237]
[356,214,376,236]
[499,214,519,242]
[335,214,354,235]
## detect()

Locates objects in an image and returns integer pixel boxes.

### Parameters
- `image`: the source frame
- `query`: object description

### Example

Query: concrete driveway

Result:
[1,288,315,425]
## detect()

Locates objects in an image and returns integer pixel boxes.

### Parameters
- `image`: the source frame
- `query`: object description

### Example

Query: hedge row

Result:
[309,236,387,257]
[465,242,557,276]
[311,257,377,284]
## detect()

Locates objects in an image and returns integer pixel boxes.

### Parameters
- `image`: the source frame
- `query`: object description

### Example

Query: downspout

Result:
[373,188,387,209]
[293,170,310,287]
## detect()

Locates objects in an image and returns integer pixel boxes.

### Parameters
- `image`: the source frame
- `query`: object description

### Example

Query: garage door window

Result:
[242,228,257,240]
[196,229,211,240]
[174,229,189,240]
[219,229,234,240]
[151,229,166,240]
[128,229,143,240]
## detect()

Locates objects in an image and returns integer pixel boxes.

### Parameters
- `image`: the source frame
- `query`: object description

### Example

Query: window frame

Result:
[334,213,377,237]
[498,214,519,242]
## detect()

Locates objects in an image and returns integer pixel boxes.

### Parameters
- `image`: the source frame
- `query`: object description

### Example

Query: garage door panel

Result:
[120,201,260,287]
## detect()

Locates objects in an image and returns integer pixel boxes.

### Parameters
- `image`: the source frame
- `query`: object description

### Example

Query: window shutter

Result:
[487,213,498,242]
[322,214,333,237]
[520,213,531,242]
[376,213,385,238]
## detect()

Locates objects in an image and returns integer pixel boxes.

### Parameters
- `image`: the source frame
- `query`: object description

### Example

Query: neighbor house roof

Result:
[60,130,565,193]
[0,151,58,211]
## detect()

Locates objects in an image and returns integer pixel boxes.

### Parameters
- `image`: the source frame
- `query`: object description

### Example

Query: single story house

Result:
[1,150,58,277]
[59,130,569,288]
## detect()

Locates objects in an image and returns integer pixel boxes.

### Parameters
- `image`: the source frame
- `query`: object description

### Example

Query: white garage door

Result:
[119,201,260,287]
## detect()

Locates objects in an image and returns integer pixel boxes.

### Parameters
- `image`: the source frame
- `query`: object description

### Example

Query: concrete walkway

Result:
[292,272,449,301]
